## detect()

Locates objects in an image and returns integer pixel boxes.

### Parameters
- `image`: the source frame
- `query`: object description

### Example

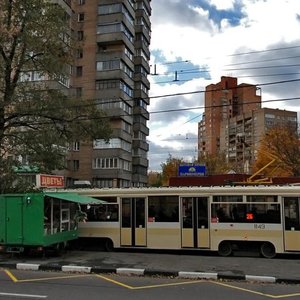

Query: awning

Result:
[44,192,106,205]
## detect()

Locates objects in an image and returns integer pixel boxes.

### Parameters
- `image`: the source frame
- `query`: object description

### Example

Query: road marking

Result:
[96,274,204,290]
[3,270,300,298]
[4,270,18,282]
[129,280,205,290]
[211,281,300,299]
[4,270,91,283]
[96,274,134,289]
[0,291,47,298]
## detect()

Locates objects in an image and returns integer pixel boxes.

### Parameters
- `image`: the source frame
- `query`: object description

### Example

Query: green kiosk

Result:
[0,192,103,253]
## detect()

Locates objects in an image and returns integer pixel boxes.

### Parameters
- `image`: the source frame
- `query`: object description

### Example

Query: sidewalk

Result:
[1,250,300,283]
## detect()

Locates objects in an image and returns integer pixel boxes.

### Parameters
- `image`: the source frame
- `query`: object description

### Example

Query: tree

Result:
[148,171,162,187]
[160,154,185,186]
[0,0,112,193]
[253,125,300,177]
[197,152,231,175]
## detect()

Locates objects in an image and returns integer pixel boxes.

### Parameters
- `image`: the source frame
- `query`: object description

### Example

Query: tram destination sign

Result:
[178,165,206,176]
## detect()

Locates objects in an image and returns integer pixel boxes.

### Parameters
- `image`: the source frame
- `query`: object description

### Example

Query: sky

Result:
[147,0,300,171]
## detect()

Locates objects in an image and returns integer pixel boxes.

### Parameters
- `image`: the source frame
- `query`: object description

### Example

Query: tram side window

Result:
[211,203,280,223]
[148,196,179,222]
[83,204,119,222]
[284,197,300,230]
[247,195,278,202]
[213,195,243,202]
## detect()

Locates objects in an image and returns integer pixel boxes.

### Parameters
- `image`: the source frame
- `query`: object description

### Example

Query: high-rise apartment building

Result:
[65,0,151,188]
[219,108,297,172]
[198,76,261,156]
[198,76,297,173]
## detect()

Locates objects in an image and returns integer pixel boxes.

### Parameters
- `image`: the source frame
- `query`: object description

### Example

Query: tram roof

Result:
[66,185,300,198]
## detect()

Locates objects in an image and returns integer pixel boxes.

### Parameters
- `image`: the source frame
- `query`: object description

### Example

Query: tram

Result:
[73,186,300,258]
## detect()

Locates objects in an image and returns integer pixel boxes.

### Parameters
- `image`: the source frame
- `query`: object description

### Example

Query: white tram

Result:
[72,186,300,258]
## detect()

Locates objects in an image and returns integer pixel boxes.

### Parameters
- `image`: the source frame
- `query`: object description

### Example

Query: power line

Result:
[227,45,300,56]
[149,78,300,99]
[152,72,300,85]
[4,78,300,121]
[149,96,300,115]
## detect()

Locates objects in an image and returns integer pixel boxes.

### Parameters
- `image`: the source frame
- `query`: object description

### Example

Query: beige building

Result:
[220,108,298,172]
[65,0,151,187]
[198,76,298,173]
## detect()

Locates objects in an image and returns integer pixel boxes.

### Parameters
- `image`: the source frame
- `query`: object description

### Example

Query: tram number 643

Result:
[254,224,265,229]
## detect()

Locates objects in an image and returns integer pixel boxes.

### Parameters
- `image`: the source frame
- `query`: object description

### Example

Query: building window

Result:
[98,3,121,15]
[96,80,118,90]
[93,157,118,169]
[77,31,84,41]
[95,80,132,96]
[76,66,83,77]
[78,13,84,22]
[73,142,80,151]
[93,138,131,152]
[125,46,133,60]
[92,158,131,171]
[78,0,85,5]
[97,22,133,42]
[120,80,133,96]
[96,98,132,115]
[72,160,79,171]
[76,87,82,97]
[76,49,83,58]
[96,59,120,71]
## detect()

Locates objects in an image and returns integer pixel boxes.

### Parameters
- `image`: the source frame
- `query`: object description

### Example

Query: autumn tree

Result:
[253,124,300,177]
[160,154,186,186]
[196,152,231,175]
[148,171,162,187]
[0,0,111,193]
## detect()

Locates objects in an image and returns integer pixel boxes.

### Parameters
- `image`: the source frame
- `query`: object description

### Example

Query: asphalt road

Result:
[1,249,300,281]
[1,269,300,300]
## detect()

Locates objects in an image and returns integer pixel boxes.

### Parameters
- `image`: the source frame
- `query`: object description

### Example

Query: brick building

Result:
[64,0,151,187]
[198,76,297,173]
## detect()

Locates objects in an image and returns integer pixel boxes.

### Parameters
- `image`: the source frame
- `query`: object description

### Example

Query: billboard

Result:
[178,165,206,176]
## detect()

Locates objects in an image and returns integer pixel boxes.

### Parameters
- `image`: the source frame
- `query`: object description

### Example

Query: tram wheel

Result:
[218,241,232,257]
[104,239,114,252]
[260,242,276,258]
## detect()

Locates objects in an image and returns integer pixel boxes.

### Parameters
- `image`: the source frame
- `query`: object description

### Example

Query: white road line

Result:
[0,292,47,298]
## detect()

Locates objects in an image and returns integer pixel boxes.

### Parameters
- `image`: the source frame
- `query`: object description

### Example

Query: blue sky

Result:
[148,0,300,171]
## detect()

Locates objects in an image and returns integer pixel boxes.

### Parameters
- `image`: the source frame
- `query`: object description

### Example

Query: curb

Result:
[1,263,300,284]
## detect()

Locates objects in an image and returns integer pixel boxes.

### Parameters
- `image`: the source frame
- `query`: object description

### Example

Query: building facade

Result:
[198,76,297,173]
[219,108,298,173]
[198,76,261,157]
[65,0,151,188]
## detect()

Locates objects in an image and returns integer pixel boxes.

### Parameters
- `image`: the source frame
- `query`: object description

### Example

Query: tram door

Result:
[181,197,209,248]
[121,198,146,247]
[284,197,300,251]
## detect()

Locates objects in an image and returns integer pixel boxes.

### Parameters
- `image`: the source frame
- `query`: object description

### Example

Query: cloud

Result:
[148,0,300,171]
[151,0,213,31]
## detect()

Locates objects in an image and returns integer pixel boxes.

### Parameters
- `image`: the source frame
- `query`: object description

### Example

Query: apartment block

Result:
[198,76,297,173]
[65,0,151,188]
[198,76,261,156]
[219,108,297,172]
